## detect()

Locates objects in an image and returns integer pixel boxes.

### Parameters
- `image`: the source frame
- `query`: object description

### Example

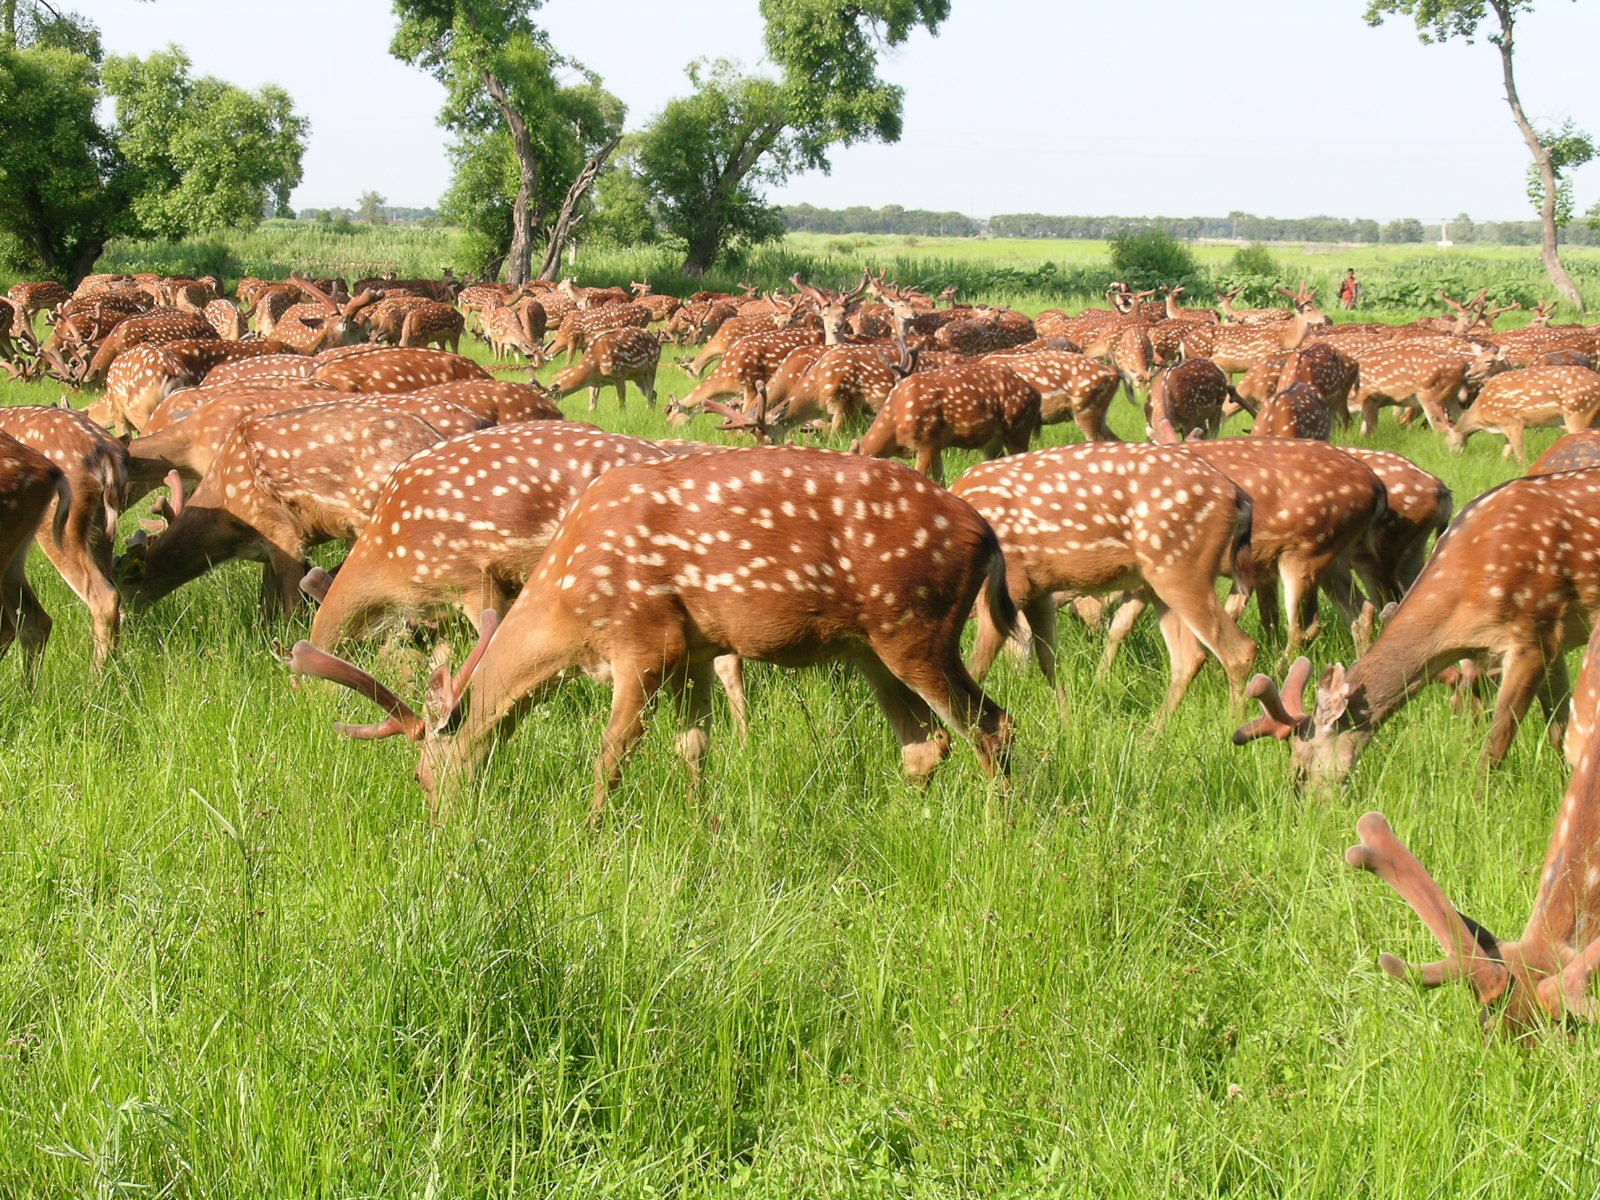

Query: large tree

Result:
[0,28,306,282]
[636,0,949,274]
[392,2,623,284]
[1365,0,1588,312]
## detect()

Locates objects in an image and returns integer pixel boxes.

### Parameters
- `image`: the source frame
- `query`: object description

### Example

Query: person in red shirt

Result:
[1339,268,1359,310]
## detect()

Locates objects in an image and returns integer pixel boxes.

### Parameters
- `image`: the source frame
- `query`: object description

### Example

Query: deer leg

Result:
[0,554,51,686]
[1148,574,1257,708]
[1153,600,1207,720]
[1360,396,1381,438]
[1280,555,1327,654]
[1485,643,1550,766]
[592,656,669,820]
[1022,593,1066,714]
[614,380,628,411]
[670,657,716,785]
[713,653,748,740]
[640,371,657,408]
[34,495,120,668]
[876,641,1012,780]
[1535,644,1574,751]
[1504,421,1528,464]
[855,651,949,780]
[969,579,1025,681]
[588,385,600,412]
[1099,593,1148,676]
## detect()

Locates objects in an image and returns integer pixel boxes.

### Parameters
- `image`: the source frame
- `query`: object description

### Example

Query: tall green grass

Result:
[0,323,1595,1194]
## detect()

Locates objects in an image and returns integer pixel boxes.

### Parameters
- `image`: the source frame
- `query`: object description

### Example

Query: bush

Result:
[1213,242,1285,307]
[1107,226,1204,290]
[1230,242,1279,278]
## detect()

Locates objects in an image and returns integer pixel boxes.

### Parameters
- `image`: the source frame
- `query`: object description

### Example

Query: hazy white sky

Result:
[82,0,1600,223]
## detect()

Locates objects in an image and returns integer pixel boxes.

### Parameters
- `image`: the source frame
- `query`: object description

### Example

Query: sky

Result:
[80,0,1600,224]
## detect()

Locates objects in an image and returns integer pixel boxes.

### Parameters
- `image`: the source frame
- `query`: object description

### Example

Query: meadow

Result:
[0,234,1596,1196]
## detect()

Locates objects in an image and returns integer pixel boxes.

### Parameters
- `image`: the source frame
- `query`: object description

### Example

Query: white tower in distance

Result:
[1437,217,1453,249]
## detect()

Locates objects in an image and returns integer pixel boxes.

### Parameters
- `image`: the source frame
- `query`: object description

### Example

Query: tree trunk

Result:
[1494,2,1585,313]
[682,224,722,277]
[66,237,104,289]
[538,134,621,282]
[479,67,539,286]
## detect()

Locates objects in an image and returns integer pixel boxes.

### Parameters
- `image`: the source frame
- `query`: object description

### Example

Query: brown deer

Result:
[0,407,125,667]
[1445,366,1600,461]
[480,295,546,363]
[122,402,447,616]
[628,282,681,323]
[1529,429,1600,475]
[1236,468,1600,784]
[1145,359,1235,439]
[202,354,318,388]
[309,348,490,393]
[1349,342,1505,436]
[1184,285,1326,376]
[269,276,379,356]
[288,447,1016,818]
[1332,447,1453,609]
[543,303,653,365]
[8,280,70,325]
[670,326,824,422]
[1342,622,1600,1034]
[1250,382,1332,440]
[986,350,1121,442]
[681,307,806,376]
[952,442,1257,716]
[0,431,68,682]
[544,327,662,411]
[854,361,1041,481]
[80,309,218,388]
[303,422,663,648]
[94,338,293,433]
[388,380,561,425]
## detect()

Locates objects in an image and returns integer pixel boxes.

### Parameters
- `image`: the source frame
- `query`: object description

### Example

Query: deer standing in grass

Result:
[1236,468,1600,784]
[1445,366,1600,461]
[855,361,1040,481]
[0,431,68,683]
[952,442,1257,716]
[289,447,1016,819]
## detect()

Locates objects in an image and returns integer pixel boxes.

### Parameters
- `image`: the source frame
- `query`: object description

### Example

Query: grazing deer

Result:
[952,442,1257,716]
[681,306,808,376]
[670,326,824,423]
[79,310,218,388]
[1529,429,1600,475]
[94,338,293,433]
[304,421,662,648]
[1250,382,1332,440]
[0,407,127,667]
[986,350,1121,442]
[1445,366,1600,461]
[122,402,447,616]
[628,282,681,323]
[1236,467,1600,783]
[765,345,900,437]
[288,447,1016,818]
[1343,622,1600,1034]
[545,327,662,411]
[202,298,247,340]
[1332,447,1454,608]
[389,380,561,425]
[1349,342,1505,435]
[0,431,68,683]
[8,281,70,325]
[202,354,317,388]
[1145,359,1234,439]
[480,295,546,363]
[1184,285,1326,376]
[544,303,653,365]
[309,348,490,393]
[855,361,1041,482]
[270,276,379,355]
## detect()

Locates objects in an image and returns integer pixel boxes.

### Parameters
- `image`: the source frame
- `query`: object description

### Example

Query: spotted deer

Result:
[0,431,68,682]
[952,443,1256,715]
[1445,366,1600,461]
[122,402,448,616]
[628,282,681,323]
[1266,341,1357,427]
[1331,447,1453,610]
[1343,625,1600,1033]
[310,348,490,393]
[681,305,810,376]
[544,303,653,364]
[202,354,318,388]
[670,326,825,422]
[1145,359,1235,439]
[288,447,1016,818]
[1235,468,1600,783]
[986,350,1121,442]
[8,281,70,325]
[267,276,379,356]
[854,361,1041,481]
[80,309,218,388]
[389,380,561,425]
[766,345,900,437]
[544,327,661,411]
[1529,429,1600,475]
[94,337,293,433]
[480,295,546,363]
[1349,342,1505,435]
[1251,382,1332,440]
[1185,285,1326,376]
[0,407,126,666]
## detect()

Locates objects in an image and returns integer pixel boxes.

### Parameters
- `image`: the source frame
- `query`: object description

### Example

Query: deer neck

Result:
[1337,604,1464,736]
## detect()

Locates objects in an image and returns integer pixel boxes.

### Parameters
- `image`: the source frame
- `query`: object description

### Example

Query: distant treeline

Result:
[780,205,1600,246]
[294,206,440,224]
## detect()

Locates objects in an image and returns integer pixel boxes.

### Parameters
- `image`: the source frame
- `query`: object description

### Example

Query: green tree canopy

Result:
[391,1,624,283]
[637,2,950,273]
[1364,0,1587,312]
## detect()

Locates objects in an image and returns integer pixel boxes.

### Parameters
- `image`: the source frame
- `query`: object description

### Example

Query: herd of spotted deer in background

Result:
[2,266,1600,1034]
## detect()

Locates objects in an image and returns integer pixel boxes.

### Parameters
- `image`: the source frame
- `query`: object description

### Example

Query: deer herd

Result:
[9,266,1600,1034]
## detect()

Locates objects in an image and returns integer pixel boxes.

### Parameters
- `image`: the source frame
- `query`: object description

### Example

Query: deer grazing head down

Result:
[288,447,1016,818]
[1346,622,1600,1035]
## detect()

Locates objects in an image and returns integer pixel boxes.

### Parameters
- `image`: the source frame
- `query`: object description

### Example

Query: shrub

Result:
[1107,226,1204,290]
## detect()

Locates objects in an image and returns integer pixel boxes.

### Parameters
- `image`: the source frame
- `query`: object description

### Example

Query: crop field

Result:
[2,249,1599,1196]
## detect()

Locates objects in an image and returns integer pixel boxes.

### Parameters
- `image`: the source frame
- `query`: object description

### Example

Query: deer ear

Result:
[1314,664,1350,725]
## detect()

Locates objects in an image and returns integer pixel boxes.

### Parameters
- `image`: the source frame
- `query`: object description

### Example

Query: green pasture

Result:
[0,246,1594,1196]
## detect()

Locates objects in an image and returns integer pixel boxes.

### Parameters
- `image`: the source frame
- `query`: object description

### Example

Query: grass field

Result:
[1,255,1597,1195]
